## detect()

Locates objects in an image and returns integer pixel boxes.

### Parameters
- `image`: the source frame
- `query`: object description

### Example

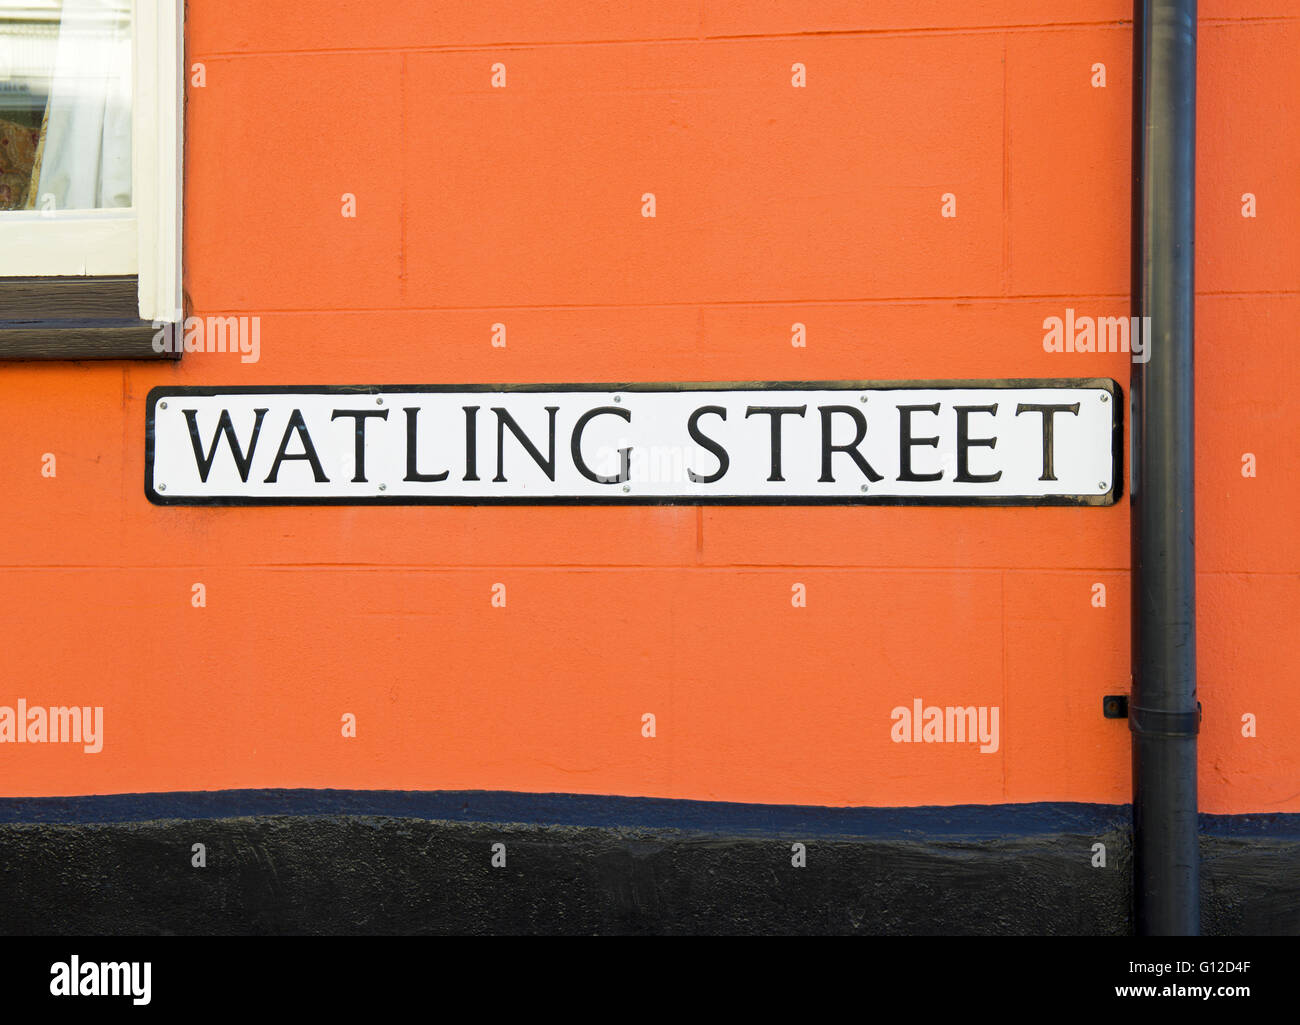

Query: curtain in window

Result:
[34,0,131,212]
[0,115,40,209]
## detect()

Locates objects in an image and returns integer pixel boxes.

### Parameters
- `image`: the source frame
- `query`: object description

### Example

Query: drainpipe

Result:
[1130,0,1200,935]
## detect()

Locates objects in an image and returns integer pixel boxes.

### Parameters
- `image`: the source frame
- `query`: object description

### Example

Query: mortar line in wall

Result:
[1000,33,1011,298]
[399,53,409,301]
[185,290,1297,314]
[194,21,1166,62]
[191,14,1300,61]
[1001,569,1008,801]
[185,296,1126,315]
[0,564,1150,574]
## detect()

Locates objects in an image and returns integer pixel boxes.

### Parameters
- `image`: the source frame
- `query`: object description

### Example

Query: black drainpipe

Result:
[1130,0,1200,935]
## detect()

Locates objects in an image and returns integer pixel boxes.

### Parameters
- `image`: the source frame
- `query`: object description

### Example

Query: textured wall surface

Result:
[2,792,1297,935]
[0,794,1139,935]
[0,3,1296,819]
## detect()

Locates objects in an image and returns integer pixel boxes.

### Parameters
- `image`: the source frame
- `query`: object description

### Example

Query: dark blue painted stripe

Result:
[0,789,1293,838]
[1199,811,1300,839]
[0,788,1126,836]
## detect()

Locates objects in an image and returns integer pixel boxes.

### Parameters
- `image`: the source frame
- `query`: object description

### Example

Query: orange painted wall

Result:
[1,2,1296,814]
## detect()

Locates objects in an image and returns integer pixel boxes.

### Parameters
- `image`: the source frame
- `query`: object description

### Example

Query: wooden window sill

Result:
[0,276,180,361]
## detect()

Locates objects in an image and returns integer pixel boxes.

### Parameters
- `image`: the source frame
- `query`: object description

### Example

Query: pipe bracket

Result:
[1128,702,1202,737]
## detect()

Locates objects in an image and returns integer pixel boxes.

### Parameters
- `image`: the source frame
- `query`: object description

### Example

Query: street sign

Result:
[146,380,1120,506]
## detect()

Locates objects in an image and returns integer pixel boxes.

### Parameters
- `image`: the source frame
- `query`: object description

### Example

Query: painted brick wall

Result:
[0,2,1295,814]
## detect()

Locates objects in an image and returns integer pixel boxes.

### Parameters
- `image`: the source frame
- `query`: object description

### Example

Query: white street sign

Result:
[146,380,1120,505]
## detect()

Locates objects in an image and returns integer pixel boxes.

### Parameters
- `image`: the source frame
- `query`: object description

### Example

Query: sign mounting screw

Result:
[158,483,166,491]
[622,484,630,493]
[379,484,387,491]
[159,401,167,409]
[1100,393,1109,403]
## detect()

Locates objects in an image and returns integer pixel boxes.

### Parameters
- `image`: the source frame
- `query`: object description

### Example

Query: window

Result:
[0,0,182,359]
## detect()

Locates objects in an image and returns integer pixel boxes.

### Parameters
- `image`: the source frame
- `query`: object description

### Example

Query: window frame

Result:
[0,0,183,360]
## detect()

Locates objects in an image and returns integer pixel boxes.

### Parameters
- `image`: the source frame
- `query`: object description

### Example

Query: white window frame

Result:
[0,0,183,323]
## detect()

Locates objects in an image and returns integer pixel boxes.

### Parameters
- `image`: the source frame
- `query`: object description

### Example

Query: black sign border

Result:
[144,378,1123,507]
